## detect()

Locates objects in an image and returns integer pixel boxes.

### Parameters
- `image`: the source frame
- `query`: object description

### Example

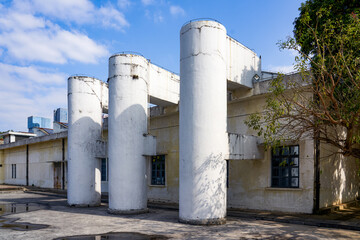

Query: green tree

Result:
[246,0,360,159]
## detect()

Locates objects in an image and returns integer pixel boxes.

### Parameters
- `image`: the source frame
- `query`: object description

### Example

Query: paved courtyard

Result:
[1,191,360,239]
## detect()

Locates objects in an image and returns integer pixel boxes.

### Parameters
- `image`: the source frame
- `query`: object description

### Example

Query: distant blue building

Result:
[54,108,68,123]
[28,116,52,132]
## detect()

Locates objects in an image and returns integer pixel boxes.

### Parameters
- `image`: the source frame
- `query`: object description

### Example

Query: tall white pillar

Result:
[108,54,149,214]
[179,20,228,224]
[67,76,103,207]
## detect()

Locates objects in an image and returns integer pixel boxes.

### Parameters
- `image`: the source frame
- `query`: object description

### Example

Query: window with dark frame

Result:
[11,164,16,179]
[101,158,108,181]
[151,155,165,185]
[271,145,299,188]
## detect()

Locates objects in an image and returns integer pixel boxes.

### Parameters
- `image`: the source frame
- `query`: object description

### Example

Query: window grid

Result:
[11,164,16,179]
[101,158,108,181]
[271,145,299,188]
[151,155,165,185]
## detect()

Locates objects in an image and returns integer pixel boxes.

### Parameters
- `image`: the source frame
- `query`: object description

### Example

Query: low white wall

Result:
[3,146,27,186]
[320,143,360,208]
[2,139,67,189]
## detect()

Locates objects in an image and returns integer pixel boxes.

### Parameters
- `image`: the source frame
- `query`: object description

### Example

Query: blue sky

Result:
[0,0,303,132]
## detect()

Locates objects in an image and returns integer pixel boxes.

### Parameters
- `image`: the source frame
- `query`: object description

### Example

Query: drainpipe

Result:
[313,135,320,213]
[62,138,65,190]
[26,145,29,186]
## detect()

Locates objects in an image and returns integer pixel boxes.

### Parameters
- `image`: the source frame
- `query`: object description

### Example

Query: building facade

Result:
[0,20,359,222]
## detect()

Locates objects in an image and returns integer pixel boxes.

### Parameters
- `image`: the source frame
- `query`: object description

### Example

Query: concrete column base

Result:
[107,208,149,215]
[179,217,226,225]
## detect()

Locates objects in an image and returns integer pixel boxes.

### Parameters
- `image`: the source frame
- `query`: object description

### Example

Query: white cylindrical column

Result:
[67,76,103,207]
[179,20,228,224]
[108,54,149,214]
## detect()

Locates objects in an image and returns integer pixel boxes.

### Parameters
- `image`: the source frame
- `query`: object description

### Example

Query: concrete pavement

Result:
[1,190,360,239]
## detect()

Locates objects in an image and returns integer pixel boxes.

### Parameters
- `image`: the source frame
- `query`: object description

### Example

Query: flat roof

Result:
[0,131,67,150]
[0,131,37,137]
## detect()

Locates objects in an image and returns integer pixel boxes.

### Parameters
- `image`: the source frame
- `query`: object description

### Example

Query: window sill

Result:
[265,187,303,191]
[149,184,166,188]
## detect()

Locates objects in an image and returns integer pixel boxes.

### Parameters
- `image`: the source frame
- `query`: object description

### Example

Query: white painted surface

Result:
[108,54,148,212]
[101,82,109,112]
[143,134,157,156]
[226,133,263,160]
[94,140,107,158]
[179,20,228,223]
[148,64,179,106]
[67,76,104,206]
[320,142,360,207]
[226,36,261,89]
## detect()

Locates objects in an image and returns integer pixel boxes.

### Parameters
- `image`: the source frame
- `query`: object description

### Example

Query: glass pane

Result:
[273,158,280,166]
[291,168,299,177]
[101,159,107,181]
[279,158,288,167]
[280,177,289,187]
[151,155,165,185]
[292,157,299,166]
[272,167,279,177]
[282,147,289,155]
[273,148,280,156]
[292,146,299,155]
[272,178,279,187]
[291,178,299,187]
[281,168,289,177]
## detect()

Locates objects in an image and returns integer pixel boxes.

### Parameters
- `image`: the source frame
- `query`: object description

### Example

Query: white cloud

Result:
[142,0,155,6]
[145,9,164,23]
[118,0,132,9]
[0,1,122,132]
[0,63,66,85]
[10,0,129,30]
[0,12,46,30]
[23,0,95,24]
[0,63,67,131]
[0,8,109,64]
[287,49,298,57]
[0,25,109,64]
[170,5,185,17]
[98,6,129,30]
[153,12,164,23]
[267,65,295,73]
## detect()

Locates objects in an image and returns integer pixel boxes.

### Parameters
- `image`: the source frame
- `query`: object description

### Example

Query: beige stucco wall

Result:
[226,94,315,213]
[0,149,4,184]
[148,111,179,203]
[227,139,314,213]
[146,91,315,213]
[28,139,64,188]
[319,143,360,208]
[3,145,27,185]
[2,138,67,189]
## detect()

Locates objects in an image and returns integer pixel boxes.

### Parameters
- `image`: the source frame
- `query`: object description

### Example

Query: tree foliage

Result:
[245,0,360,159]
